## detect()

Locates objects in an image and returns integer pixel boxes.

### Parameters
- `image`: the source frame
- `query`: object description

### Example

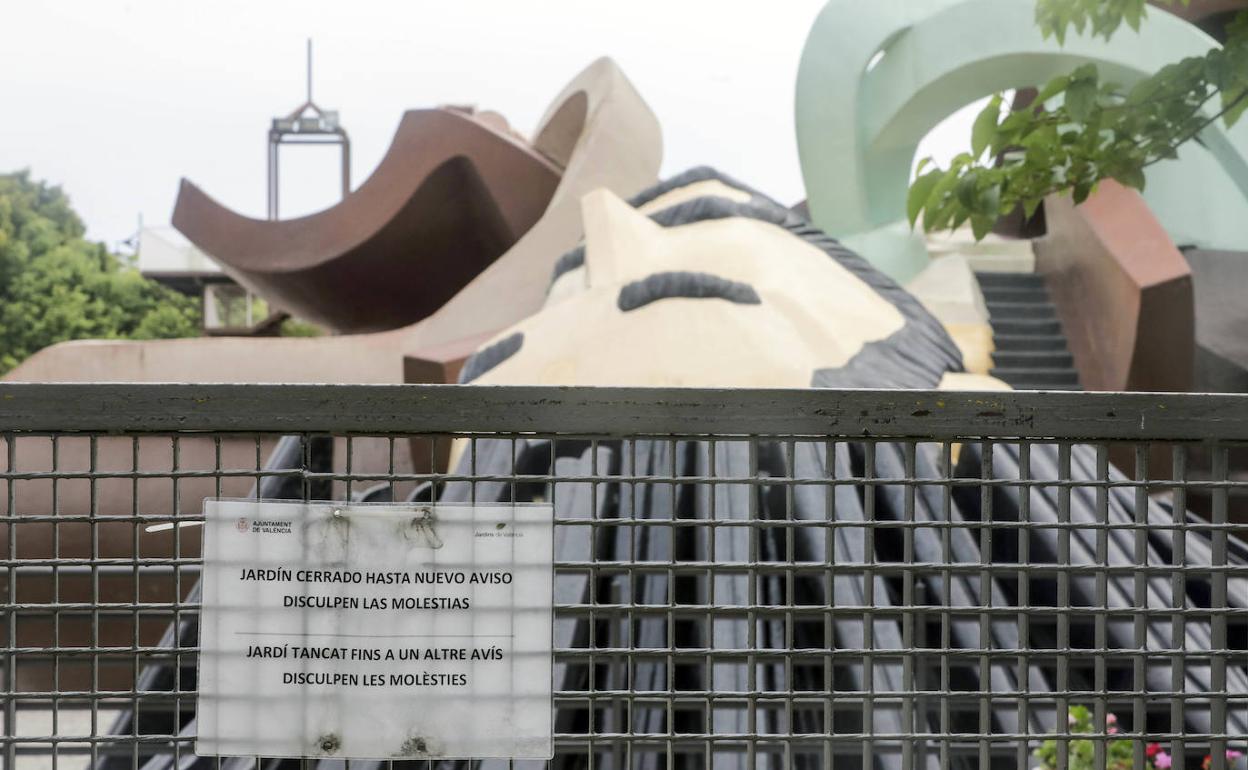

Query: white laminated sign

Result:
[196,500,554,760]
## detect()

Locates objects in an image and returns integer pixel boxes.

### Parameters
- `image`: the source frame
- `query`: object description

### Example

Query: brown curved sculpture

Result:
[174,109,561,333]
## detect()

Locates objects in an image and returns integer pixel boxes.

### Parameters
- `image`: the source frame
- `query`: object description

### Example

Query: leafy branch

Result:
[908,0,1248,239]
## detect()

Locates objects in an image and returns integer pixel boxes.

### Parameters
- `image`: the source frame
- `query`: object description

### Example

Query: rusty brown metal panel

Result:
[1035,179,1194,395]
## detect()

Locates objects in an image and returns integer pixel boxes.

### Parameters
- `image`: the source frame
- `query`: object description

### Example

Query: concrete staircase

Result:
[975,272,1081,390]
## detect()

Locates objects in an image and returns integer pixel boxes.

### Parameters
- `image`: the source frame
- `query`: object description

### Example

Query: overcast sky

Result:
[0,0,976,249]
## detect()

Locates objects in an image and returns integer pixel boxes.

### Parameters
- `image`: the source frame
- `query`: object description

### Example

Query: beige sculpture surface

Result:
[904,254,995,376]
[479,189,905,388]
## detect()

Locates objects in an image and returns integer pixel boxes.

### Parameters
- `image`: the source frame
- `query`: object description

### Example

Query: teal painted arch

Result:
[796,0,1248,281]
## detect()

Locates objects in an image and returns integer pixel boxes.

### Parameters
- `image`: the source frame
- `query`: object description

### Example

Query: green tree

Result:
[908,0,1248,238]
[0,170,200,373]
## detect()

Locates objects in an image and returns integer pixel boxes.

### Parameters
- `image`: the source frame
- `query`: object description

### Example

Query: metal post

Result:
[341,132,351,199]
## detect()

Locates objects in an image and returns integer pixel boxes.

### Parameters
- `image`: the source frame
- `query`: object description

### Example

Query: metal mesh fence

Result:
[1,384,1247,770]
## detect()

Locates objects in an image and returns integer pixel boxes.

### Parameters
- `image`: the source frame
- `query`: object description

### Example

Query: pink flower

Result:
[1108,726,1119,734]
[1148,743,1162,758]
[1155,750,1173,769]
[1106,713,1117,725]
[1229,749,1245,759]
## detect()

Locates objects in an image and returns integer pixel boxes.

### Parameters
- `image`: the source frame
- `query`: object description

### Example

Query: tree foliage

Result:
[909,0,1248,238]
[0,171,200,373]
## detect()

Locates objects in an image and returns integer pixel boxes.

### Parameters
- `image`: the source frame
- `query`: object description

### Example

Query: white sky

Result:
[0,0,978,249]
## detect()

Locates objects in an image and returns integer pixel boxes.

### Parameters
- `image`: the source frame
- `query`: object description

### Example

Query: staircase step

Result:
[991,367,1082,387]
[991,350,1075,369]
[993,351,1073,371]
[991,318,1063,336]
[974,272,1045,290]
[979,286,1050,304]
[987,301,1057,320]
[997,382,1084,391]
[993,334,1069,352]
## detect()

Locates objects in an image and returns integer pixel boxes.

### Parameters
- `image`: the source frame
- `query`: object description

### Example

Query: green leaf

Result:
[970,213,994,241]
[971,94,1003,159]
[977,183,1002,220]
[1124,73,1160,106]
[1065,65,1099,122]
[955,172,980,210]
[1036,73,1072,105]
[1223,86,1248,129]
[906,168,943,228]
[1113,165,1146,191]
[927,160,966,198]
[917,166,963,232]
[997,110,1031,139]
[1023,195,1043,219]
[1123,1,1144,32]
[924,196,957,233]
[1072,180,1094,204]
[1204,49,1229,90]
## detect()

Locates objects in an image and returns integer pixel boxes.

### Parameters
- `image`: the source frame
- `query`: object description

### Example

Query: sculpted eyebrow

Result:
[617,271,762,312]
[548,246,585,288]
[458,332,524,383]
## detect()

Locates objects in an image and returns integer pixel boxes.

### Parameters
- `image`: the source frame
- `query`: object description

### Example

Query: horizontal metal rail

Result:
[0,383,1246,440]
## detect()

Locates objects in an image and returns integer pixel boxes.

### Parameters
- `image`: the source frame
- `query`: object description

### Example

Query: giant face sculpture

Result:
[462,167,978,393]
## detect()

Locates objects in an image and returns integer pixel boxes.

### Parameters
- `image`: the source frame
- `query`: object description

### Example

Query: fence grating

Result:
[0,384,1247,770]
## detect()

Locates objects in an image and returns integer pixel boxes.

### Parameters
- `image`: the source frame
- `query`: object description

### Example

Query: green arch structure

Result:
[796,0,1248,281]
